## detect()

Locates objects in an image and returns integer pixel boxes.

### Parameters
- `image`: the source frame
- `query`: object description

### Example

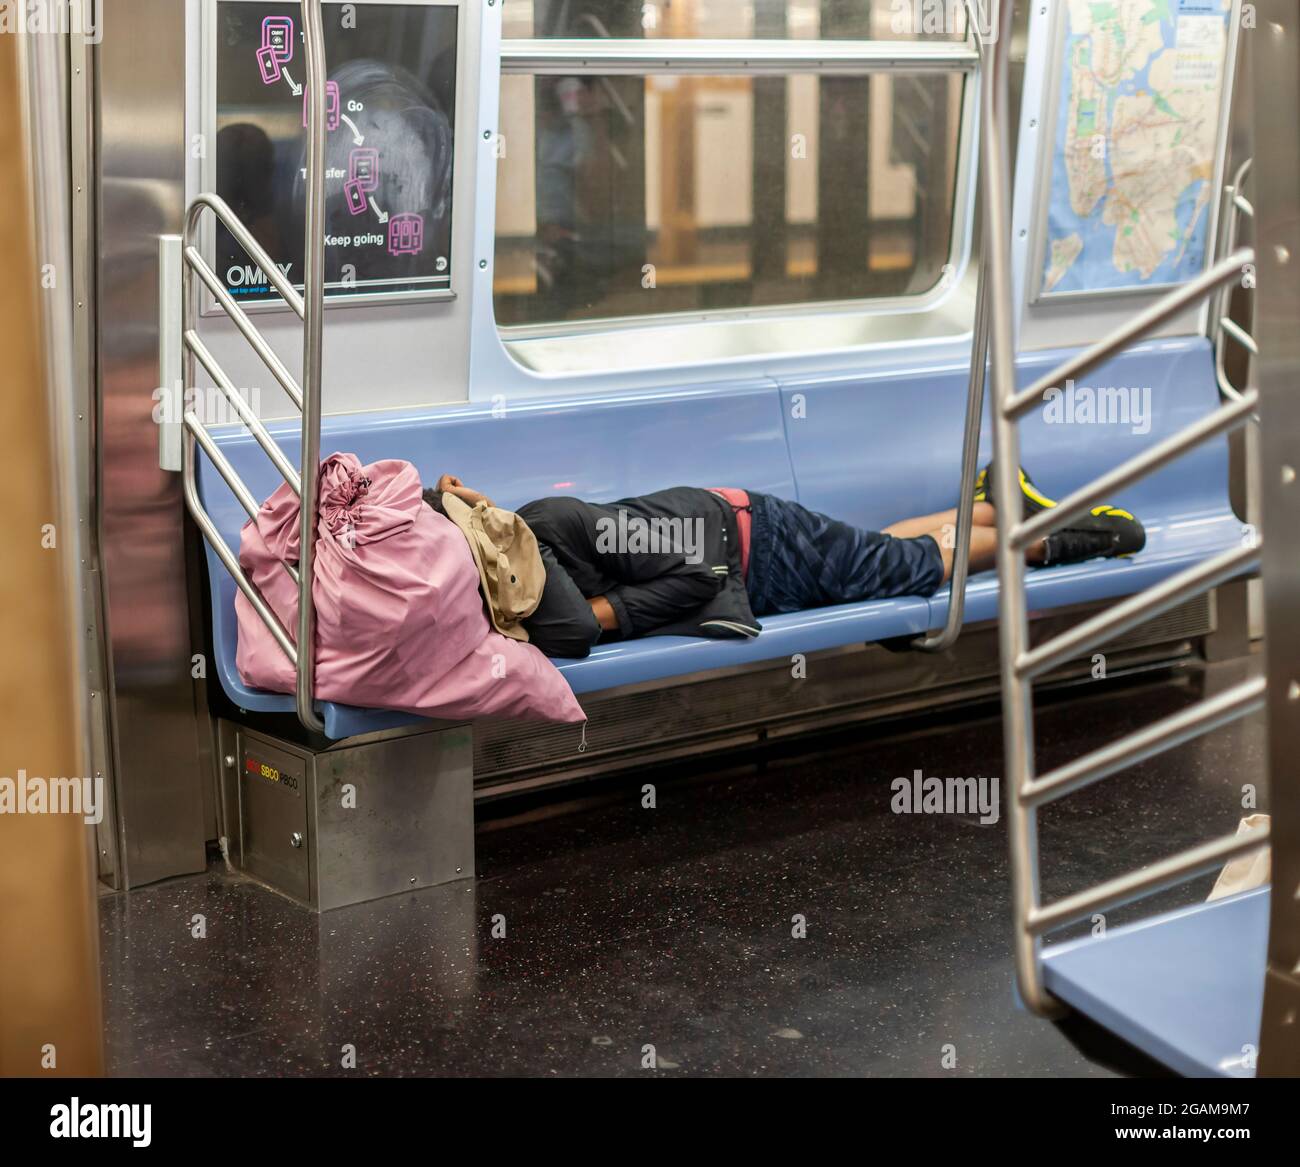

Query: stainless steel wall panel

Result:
[1250,2,1300,1078]
[96,0,208,885]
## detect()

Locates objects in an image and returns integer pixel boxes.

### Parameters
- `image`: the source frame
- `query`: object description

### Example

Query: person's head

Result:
[423,473,491,516]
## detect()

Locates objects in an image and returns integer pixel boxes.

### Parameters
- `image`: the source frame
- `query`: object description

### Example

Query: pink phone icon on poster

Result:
[259,16,294,84]
[256,45,281,84]
[344,179,368,216]
[387,213,424,256]
[302,81,341,132]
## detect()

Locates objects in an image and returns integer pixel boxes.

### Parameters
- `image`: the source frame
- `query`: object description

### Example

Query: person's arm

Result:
[523,545,602,659]
[598,567,722,638]
[525,495,723,638]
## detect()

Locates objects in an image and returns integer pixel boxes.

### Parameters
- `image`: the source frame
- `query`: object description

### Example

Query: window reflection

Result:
[503,0,970,41]
[494,69,965,327]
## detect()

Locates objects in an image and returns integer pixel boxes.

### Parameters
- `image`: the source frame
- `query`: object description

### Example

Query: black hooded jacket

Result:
[517,487,761,658]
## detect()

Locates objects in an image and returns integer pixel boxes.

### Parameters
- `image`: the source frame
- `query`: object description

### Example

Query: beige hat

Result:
[441,492,545,642]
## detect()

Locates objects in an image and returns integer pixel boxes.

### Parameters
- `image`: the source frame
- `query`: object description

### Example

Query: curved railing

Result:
[1214,157,1257,407]
[979,0,1268,1019]
[179,0,328,734]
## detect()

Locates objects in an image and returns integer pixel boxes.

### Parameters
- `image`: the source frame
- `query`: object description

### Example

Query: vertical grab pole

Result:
[913,4,990,651]
[1213,157,1254,405]
[181,206,203,577]
[983,0,1062,1017]
[297,0,327,735]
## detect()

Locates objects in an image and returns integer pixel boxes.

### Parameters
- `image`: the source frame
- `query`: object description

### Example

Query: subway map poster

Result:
[1037,0,1233,300]
[213,1,458,305]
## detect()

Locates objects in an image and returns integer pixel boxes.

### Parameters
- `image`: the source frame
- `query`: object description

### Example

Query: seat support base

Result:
[218,719,474,911]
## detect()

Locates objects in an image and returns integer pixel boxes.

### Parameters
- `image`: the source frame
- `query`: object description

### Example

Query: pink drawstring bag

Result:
[235,452,585,725]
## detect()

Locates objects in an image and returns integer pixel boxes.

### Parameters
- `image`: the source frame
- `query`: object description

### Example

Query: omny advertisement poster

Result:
[1033,0,1235,301]
[208,0,458,306]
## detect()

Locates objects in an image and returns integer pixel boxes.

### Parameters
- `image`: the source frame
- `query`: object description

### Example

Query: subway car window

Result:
[502,0,970,41]
[494,70,965,328]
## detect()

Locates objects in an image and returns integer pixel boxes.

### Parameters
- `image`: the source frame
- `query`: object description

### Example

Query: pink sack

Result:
[235,452,585,725]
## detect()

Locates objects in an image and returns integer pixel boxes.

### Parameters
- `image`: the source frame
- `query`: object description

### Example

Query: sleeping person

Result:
[424,466,1145,660]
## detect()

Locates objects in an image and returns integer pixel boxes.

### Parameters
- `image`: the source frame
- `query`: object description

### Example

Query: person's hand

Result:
[588,595,618,632]
[436,473,494,509]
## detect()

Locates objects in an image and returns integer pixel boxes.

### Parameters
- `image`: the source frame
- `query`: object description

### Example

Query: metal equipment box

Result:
[220,721,474,911]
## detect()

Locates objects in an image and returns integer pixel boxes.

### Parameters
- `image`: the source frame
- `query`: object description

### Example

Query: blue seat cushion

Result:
[554,597,932,695]
[1042,887,1268,1077]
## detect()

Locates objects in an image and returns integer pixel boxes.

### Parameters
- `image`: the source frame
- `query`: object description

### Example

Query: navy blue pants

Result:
[745,491,945,617]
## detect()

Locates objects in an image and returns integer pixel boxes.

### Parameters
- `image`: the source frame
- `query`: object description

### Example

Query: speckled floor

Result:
[100,657,1265,1077]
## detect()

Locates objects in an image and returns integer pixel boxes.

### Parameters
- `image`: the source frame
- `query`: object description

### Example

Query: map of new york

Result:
[1041,0,1231,296]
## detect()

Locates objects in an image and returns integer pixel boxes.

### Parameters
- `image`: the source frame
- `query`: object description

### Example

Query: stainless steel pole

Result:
[914,4,990,653]
[983,0,1061,1017]
[297,0,327,735]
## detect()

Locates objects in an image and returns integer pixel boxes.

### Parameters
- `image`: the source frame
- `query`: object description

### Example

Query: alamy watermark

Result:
[50,1099,150,1147]
[0,769,104,825]
[890,0,996,40]
[891,768,1000,825]
[0,0,103,42]
[595,510,706,566]
[1042,380,1152,436]
[153,383,265,428]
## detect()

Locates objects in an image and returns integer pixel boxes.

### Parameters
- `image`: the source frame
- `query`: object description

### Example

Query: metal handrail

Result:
[1006,250,1252,420]
[184,239,304,409]
[1214,158,1257,405]
[184,320,302,492]
[1009,384,1258,547]
[1021,676,1268,808]
[1028,821,1271,936]
[499,38,981,76]
[179,0,327,735]
[981,0,1268,1017]
[1015,541,1259,680]
[185,412,299,586]
[913,0,991,654]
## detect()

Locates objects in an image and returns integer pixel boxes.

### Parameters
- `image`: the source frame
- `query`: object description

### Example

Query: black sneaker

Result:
[976,462,1146,558]
[974,462,1056,517]
[1041,528,1122,567]
[1070,504,1147,557]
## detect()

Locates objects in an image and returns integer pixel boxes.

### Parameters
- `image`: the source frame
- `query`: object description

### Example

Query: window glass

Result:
[494,71,965,328]
[502,0,971,41]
